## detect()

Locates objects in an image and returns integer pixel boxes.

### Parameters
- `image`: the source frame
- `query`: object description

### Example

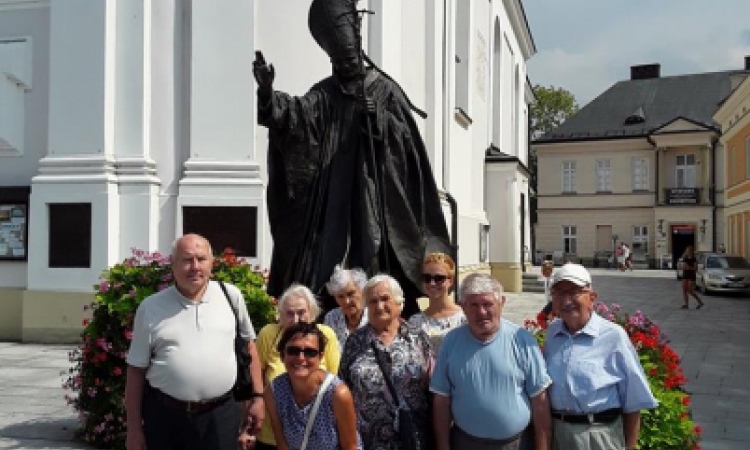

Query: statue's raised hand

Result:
[253,51,275,91]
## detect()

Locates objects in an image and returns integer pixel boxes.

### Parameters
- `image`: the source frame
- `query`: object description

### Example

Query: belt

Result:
[150,387,233,414]
[453,425,523,445]
[552,408,622,425]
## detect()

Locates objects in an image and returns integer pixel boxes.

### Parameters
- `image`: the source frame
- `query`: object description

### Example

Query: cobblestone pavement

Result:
[0,267,747,449]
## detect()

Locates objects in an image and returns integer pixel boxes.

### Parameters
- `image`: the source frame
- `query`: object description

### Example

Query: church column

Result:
[178,0,265,262]
[28,0,120,293]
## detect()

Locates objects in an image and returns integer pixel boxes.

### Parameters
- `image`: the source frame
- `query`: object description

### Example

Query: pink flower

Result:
[123,330,133,340]
[157,283,168,291]
[113,367,122,376]
[98,281,110,293]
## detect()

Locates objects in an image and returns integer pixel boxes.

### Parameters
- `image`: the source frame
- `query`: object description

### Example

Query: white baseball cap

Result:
[550,263,592,288]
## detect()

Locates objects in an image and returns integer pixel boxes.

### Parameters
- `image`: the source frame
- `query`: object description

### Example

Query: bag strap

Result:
[218,281,240,336]
[370,341,404,408]
[300,373,334,450]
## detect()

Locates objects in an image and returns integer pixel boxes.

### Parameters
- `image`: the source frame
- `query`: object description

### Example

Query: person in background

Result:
[537,260,556,325]
[679,246,704,310]
[125,234,264,450]
[544,264,658,450]
[431,273,551,450]
[323,266,369,349]
[623,244,633,271]
[339,274,434,450]
[263,322,361,450]
[254,284,341,450]
[408,252,466,352]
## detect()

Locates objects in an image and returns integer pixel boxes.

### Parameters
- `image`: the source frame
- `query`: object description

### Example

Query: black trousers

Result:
[142,389,241,450]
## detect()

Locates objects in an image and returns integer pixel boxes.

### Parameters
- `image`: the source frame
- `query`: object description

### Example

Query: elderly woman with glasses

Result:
[323,265,369,349]
[261,322,361,450]
[408,252,466,352]
[339,274,434,450]
[253,285,341,450]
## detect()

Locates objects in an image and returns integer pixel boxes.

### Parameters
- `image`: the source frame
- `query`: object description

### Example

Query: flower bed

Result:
[63,248,276,450]
[525,303,701,450]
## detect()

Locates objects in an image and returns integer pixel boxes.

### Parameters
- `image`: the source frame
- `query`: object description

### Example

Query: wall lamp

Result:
[700,219,707,236]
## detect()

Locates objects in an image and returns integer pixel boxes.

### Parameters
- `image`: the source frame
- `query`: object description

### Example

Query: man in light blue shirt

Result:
[544,264,657,450]
[431,273,552,450]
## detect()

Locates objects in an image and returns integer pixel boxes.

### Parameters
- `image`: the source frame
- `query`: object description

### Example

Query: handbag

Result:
[370,342,423,450]
[219,281,255,401]
[299,373,335,450]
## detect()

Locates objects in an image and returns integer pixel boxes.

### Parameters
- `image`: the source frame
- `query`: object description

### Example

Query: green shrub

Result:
[63,248,275,449]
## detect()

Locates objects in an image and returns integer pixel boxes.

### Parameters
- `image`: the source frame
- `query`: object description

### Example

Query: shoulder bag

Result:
[219,281,256,401]
[299,372,335,450]
[370,342,423,450]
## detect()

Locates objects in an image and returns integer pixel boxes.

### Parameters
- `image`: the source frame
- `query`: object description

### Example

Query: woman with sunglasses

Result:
[340,274,434,450]
[254,285,341,450]
[261,322,361,450]
[408,253,466,352]
[323,265,369,349]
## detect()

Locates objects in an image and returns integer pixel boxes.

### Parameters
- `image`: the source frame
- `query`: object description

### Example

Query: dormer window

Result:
[624,106,645,125]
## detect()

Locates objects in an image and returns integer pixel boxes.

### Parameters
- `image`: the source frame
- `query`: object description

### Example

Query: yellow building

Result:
[534,62,750,268]
[714,65,750,257]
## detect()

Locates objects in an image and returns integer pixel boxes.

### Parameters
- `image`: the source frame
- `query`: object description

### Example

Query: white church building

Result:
[0,0,535,342]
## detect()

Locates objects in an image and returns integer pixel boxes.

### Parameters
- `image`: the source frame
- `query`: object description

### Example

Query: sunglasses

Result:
[284,346,321,358]
[422,273,449,284]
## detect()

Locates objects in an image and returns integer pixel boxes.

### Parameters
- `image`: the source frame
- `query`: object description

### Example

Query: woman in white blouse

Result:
[408,252,466,352]
[323,265,368,350]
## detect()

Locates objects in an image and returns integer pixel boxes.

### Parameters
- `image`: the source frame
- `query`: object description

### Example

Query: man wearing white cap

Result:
[543,264,657,450]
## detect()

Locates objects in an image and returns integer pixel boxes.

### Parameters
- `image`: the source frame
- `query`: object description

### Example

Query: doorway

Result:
[671,225,696,265]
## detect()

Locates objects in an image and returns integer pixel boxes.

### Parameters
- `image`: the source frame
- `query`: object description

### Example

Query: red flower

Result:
[682,396,691,406]
[694,425,702,435]
[82,319,90,326]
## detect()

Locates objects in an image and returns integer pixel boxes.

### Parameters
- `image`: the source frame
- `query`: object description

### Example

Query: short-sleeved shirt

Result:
[126,281,256,401]
[256,323,341,445]
[323,307,369,349]
[270,372,362,450]
[544,313,658,414]
[430,321,551,440]
[407,309,466,352]
[339,322,434,450]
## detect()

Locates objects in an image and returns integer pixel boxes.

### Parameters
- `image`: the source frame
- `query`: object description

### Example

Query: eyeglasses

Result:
[422,273,449,284]
[284,346,321,358]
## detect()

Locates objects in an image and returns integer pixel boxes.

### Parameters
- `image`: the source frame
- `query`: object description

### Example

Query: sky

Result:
[524,1,750,107]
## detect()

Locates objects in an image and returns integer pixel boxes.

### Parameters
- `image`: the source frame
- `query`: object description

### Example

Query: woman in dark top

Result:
[680,246,704,309]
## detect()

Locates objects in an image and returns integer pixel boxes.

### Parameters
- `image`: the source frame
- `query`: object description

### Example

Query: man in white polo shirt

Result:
[124,234,264,450]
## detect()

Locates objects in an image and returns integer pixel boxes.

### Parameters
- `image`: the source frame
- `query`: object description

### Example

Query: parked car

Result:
[695,253,750,294]
[675,252,707,280]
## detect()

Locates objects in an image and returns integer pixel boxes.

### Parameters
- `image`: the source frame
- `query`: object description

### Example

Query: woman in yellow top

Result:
[253,284,340,450]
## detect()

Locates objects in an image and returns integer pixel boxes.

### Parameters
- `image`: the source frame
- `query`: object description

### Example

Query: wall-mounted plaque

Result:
[0,203,28,260]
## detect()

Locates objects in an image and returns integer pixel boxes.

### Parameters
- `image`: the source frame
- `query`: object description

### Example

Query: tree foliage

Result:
[530,84,579,139]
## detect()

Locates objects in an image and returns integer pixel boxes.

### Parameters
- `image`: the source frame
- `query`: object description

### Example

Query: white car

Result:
[695,254,750,294]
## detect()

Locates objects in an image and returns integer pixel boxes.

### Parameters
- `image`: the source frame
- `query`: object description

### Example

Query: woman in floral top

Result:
[339,274,434,450]
[323,265,369,348]
[408,252,466,352]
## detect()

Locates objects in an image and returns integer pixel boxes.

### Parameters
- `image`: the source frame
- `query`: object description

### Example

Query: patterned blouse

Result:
[339,322,434,450]
[323,307,369,349]
[407,309,466,353]
[270,372,362,450]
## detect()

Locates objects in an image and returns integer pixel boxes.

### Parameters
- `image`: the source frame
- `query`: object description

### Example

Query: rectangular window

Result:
[632,226,649,255]
[595,159,612,192]
[49,203,92,268]
[562,226,577,254]
[632,158,649,190]
[675,154,696,188]
[562,161,576,193]
[183,206,258,257]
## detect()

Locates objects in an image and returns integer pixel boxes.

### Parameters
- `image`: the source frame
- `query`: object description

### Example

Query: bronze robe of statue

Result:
[259,68,451,317]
